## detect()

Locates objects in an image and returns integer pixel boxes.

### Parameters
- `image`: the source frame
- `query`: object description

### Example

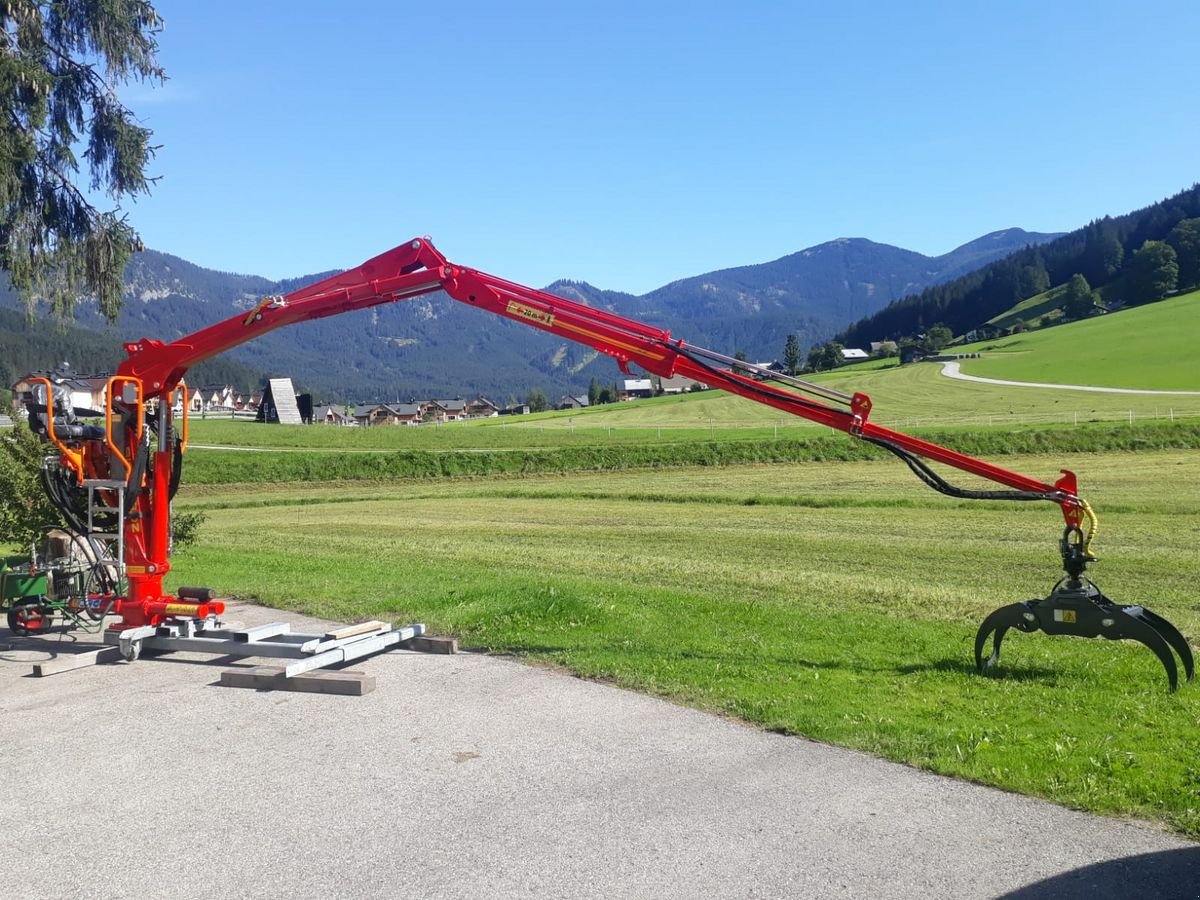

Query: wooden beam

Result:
[400,635,458,655]
[218,666,376,696]
[32,646,123,677]
[321,620,390,641]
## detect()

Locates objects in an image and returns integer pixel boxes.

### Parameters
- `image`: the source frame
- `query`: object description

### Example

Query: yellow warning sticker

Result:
[506,300,555,328]
[1054,609,1077,623]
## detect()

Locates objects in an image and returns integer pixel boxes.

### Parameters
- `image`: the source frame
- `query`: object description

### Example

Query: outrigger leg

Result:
[975,528,1195,690]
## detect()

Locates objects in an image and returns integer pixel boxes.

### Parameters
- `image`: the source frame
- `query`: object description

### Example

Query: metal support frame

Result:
[103,616,426,676]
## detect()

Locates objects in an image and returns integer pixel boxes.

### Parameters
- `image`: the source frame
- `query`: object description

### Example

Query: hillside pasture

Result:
[957,289,1200,391]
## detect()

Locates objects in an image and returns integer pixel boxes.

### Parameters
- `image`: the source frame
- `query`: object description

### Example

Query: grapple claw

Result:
[1130,606,1195,684]
[1103,606,1180,691]
[974,576,1194,690]
[974,602,1038,672]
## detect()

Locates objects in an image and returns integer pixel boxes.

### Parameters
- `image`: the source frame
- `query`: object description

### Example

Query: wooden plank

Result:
[218,666,375,696]
[400,635,458,655]
[32,646,123,677]
[321,620,389,641]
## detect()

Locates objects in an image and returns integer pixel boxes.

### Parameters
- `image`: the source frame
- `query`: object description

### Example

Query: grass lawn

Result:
[956,289,1200,391]
[170,448,1200,837]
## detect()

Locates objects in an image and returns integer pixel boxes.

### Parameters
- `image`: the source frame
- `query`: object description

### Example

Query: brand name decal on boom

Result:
[506,300,555,327]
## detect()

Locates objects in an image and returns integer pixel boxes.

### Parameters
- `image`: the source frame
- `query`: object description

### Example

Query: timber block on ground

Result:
[399,635,458,654]
[218,665,376,696]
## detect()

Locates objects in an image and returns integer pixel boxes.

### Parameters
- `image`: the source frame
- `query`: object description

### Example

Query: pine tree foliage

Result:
[1129,241,1179,305]
[782,333,801,375]
[0,1,164,321]
[0,390,65,544]
[1166,218,1200,289]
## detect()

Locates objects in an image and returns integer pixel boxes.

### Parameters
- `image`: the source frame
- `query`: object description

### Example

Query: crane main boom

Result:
[119,238,1084,523]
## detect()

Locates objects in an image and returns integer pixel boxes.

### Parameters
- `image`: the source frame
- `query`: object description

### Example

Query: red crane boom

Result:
[21,237,1191,687]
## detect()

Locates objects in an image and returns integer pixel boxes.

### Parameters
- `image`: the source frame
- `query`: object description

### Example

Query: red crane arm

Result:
[118,236,1085,526]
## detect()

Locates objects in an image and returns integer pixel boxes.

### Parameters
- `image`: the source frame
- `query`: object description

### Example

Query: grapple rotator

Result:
[975,526,1195,690]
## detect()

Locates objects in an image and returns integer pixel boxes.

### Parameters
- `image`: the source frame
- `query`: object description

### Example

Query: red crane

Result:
[21,238,1195,687]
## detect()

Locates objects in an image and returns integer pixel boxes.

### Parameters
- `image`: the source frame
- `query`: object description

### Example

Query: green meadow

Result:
[957,289,1200,391]
[171,449,1200,836]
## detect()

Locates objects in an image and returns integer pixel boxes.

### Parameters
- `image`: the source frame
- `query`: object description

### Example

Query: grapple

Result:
[976,528,1195,690]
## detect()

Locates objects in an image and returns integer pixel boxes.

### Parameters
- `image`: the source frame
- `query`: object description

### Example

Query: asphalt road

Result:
[938,360,1200,395]
[2,602,1196,900]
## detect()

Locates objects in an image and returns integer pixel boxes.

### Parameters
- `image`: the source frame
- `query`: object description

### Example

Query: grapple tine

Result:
[1127,607,1195,683]
[1108,608,1181,691]
[974,602,1035,672]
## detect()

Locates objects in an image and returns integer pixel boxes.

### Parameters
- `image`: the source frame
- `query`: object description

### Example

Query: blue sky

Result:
[119,0,1199,294]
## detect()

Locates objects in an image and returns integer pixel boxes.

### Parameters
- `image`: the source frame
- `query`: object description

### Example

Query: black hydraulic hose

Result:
[670,344,1061,506]
[859,435,1060,504]
[123,439,150,513]
[124,425,184,512]
[39,465,88,533]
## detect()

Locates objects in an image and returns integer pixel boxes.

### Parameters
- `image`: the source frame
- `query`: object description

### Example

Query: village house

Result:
[558,395,589,410]
[657,375,706,394]
[11,370,109,416]
[354,404,404,427]
[390,403,426,425]
[430,398,468,422]
[464,397,500,418]
[840,348,870,362]
[195,384,235,413]
[620,378,654,400]
[312,405,354,426]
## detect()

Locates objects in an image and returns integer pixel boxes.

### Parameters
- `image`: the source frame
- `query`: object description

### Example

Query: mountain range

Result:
[0,228,1061,403]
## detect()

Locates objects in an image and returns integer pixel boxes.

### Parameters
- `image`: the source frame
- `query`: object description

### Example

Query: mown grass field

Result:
[957,289,1200,390]
[185,358,1200,456]
[170,448,1200,836]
